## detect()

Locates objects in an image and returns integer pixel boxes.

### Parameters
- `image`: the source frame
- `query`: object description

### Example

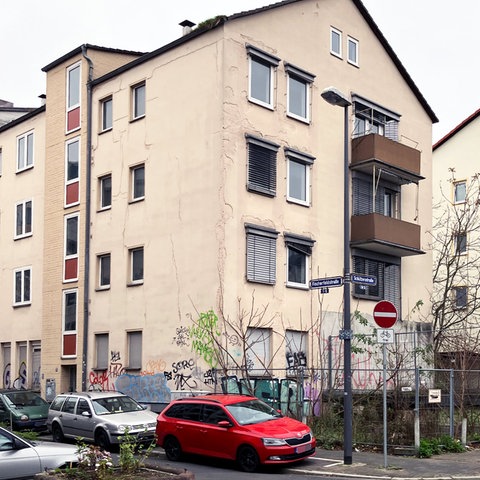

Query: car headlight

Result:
[262,438,287,446]
[117,425,127,433]
[19,414,29,421]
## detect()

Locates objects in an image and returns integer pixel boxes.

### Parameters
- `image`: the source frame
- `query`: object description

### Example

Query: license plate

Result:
[295,444,310,454]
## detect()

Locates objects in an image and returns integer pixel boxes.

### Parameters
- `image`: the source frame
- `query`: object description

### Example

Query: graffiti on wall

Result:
[3,364,10,389]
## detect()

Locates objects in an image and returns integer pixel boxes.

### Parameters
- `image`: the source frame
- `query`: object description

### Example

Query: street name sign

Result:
[350,273,377,286]
[310,276,343,289]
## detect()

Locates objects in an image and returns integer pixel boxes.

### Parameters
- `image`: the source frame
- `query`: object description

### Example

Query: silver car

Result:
[0,426,78,479]
[47,391,157,451]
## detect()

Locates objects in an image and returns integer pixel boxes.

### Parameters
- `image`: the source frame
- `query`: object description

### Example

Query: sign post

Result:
[373,301,398,469]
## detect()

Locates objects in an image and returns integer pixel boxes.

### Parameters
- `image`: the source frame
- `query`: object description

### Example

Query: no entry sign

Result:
[373,300,398,328]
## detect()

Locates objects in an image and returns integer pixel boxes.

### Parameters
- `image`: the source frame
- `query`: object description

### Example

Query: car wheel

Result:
[95,429,111,451]
[52,423,65,443]
[164,436,182,461]
[237,445,260,473]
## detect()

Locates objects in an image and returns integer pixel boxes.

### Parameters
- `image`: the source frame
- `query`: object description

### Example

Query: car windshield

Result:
[4,391,47,408]
[92,396,144,415]
[226,399,282,425]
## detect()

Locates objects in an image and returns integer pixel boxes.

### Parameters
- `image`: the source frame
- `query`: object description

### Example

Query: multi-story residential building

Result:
[432,108,480,367]
[0,0,436,403]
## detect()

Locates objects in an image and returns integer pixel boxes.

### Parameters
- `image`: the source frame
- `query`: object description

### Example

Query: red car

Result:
[155,394,316,472]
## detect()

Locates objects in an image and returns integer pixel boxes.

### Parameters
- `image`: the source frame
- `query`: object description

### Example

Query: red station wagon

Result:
[156,394,316,472]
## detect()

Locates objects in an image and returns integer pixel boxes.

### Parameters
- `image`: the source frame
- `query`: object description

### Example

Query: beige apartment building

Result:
[0,0,436,403]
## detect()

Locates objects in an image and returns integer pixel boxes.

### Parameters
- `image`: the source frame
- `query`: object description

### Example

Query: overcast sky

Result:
[2,0,479,143]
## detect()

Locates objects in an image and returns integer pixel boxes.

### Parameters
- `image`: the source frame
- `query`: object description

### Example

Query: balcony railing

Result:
[351,213,424,257]
[351,133,423,184]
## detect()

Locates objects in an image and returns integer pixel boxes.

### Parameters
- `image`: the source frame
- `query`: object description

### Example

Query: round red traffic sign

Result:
[373,300,398,328]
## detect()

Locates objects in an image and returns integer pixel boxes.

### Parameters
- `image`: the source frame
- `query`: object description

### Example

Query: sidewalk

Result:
[293,447,480,479]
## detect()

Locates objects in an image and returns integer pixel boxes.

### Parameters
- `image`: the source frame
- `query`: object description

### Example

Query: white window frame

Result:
[285,148,314,206]
[330,27,342,58]
[285,63,315,123]
[101,96,113,131]
[66,62,81,133]
[15,199,33,239]
[246,327,272,376]
[65,137,80,185]
[129,247,144,285]
[284,233,314,289]
[127,331,142,369]
[64,213,79,282]
[285,330,308,372]
[16,130,34,172]
[132,82,146,120]
[99,174,112,210]
[13,266,31,306]
[247,45,279,110]
[62,289,78,334]
[98,253,111,289]
[347,36,359,66]
[95,333,109,370]
[245,224,278,285]
[454,181,466,204]
[130,164,145,201]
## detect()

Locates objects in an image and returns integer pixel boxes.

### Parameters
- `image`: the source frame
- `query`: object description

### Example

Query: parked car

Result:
[0,425,78,479]
[47,391,157,451]
[156,394,316,472]
[0,389,49,431]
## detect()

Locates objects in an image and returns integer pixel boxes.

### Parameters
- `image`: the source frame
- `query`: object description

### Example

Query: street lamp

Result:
[321,86,353,466]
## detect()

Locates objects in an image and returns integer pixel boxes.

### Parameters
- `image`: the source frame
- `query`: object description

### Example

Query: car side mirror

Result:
[217,420,232,428]
[81,411,92,417]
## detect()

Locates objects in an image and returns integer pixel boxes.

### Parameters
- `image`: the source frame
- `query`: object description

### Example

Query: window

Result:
[284,233,314,288]
[101,97,112,131]
[17,131,34,171]
[455,232,467,255]
[285,330,308,372]
[62,289,78,357]
[132,82,145,120]
[65,138,80,206]
[15,200,32,238]
[353,253,400,311]
[246,135,279,196]
[347,36,359,66]
[352,172,400,218]
[454,181,466,204]
[130,164,145,201]
[246,327,272,376]
[285,63,315,122]
[129,247,144,284]
[64,214,79,281]
[247,44,279,109]
[127,331,142,369]
[63,290,77,332]
[353,95,400,141]
[13,267,31,306]
[245,224,278,285]
[98,254,111,288]
[453,286,467,310]
[66,63,81,132]
[285,148,314,205]
[99,175,112,209]
[330,27,342,58]
[95,334,109,369]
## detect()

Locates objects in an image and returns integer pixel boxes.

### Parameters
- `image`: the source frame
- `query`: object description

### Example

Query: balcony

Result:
[351,213,424,257]
[351,133,423,184]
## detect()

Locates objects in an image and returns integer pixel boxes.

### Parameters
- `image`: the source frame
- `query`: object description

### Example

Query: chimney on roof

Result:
[39,94,46,106]
[179,20,195,36]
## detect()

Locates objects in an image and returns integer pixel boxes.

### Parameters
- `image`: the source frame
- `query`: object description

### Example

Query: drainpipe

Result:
[81,45,94,391]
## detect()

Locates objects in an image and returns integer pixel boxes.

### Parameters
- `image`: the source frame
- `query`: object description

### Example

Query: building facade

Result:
[0,0,435,403]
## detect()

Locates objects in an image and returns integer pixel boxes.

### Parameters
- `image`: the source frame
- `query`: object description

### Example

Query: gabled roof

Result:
[433,108,480,150]
[84,0,437,124]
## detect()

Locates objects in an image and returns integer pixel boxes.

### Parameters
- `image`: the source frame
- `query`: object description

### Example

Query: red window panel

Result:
[63,333,77,356]
[67,107,80,131]
[65,257,78,281]
[66,181,79,205]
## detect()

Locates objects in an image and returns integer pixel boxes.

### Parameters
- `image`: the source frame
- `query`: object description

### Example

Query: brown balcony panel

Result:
[351,213,424,257]
[351,134,422,181]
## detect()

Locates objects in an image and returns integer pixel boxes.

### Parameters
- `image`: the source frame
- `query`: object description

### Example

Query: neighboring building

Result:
[0,0,436,402]
[432,108,480,367]
[0,100,37,127]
